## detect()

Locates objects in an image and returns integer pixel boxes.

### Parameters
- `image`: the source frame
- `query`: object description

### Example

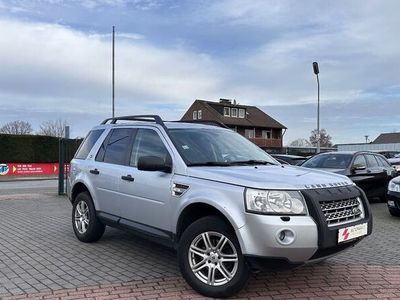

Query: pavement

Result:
[0,185,399,299]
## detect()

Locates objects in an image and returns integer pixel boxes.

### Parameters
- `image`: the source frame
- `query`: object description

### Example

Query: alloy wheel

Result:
[188,231,239,286]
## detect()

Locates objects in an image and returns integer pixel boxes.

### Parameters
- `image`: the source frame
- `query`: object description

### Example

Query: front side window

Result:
[169,128,276,166]
[223,107,230,117]
[130,129,170,167]
[102,128,133,165]
[353,155,367,168]
[192,110,197,120]
[75,129,105,160]
[302,154,352,169]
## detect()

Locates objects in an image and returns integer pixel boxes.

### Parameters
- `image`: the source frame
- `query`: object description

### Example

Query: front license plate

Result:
[338,223,368,243]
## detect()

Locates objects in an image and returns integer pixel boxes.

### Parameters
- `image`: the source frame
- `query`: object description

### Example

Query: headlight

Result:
[389,180,400,192]
[245,189,307,215]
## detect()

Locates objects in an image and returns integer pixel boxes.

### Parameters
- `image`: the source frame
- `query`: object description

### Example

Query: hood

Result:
[388,158,400,165]
[186,165,352,190]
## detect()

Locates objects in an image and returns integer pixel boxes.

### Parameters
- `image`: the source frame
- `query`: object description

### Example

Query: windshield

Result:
[302,154,352,169]
[169,128,277,166]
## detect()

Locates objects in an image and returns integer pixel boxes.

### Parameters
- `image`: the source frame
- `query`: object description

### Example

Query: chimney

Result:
[219,98,232,104]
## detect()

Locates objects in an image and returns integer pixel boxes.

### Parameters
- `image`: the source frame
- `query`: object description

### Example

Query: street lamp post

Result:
[313,62,320,153]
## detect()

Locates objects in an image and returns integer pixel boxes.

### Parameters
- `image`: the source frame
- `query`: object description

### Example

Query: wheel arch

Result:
[175,202,237,242]
[71,182,92,204]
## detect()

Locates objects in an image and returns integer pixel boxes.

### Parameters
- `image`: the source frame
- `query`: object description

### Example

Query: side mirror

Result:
[352,164,366,172]
[137,156,172,173]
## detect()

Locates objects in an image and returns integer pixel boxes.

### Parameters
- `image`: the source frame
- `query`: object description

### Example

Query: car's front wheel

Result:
[178,216,250,298]
[389,208,400,217]
[72,192,105,242]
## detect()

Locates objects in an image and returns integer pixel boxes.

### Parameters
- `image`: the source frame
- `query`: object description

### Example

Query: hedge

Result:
[0,134,82,163]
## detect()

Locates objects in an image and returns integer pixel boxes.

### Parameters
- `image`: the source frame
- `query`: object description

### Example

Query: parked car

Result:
[271,154,307,165]
[374,150,400,159]
[388,154,400,172]
[68,116,372,298]
[301,151,397,201]
[387,176,400,216]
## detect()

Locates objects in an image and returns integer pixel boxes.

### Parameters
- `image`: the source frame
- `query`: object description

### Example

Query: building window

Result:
[224,107,230,117]
[245,129,255,138]
[192,110,197,120]
[231,108,238,118]
[197,110,202,119]
[239,109,245,118]
[262,130,272,139]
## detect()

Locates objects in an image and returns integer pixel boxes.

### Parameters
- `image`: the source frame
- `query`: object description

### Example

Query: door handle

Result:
[367,169,371,174]
[90,168,100,175]
[121,175,135,182]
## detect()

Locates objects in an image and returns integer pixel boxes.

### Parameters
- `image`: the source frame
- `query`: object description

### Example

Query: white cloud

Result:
[0,18,225,116]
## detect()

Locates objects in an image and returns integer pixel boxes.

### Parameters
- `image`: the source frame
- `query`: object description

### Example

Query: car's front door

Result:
[117,128,174,232]
[348,154,370,195]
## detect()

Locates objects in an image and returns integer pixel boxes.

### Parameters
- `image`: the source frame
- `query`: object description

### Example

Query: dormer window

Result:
[224,107,230,117]
[198,110,202,119]
[231,108,238,118]
[193,110,197,120]
[239,109,245,118]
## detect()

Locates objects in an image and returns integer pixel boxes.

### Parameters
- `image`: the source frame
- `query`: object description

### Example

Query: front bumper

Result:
[236,185,373,267]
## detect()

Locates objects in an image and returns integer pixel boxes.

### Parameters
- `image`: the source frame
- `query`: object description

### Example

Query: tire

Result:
[72,192,105,242]
[389,208,400,217]
[178,216,250,298]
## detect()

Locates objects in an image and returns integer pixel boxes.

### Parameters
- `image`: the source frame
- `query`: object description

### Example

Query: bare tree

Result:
[310,128,333,148]
[39,119,67,137]
[0,120,33,135]
[289,138,311,147]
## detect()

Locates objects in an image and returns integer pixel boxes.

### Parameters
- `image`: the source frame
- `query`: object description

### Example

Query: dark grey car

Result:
[302,151,397,201]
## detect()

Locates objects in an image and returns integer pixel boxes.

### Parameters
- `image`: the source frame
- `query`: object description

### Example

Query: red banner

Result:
[0,163,64,177]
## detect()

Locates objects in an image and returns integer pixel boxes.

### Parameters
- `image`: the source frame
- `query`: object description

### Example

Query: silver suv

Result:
[68,115,372,298]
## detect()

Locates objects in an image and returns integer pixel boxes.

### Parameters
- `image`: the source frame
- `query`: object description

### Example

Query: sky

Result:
[0,0,399,144]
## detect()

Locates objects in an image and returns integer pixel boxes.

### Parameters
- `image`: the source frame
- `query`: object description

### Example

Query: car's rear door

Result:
[364,154,387,197]
[89,127,136,217]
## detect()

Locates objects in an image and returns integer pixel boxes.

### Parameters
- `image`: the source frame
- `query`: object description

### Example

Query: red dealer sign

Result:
[0,163,65,177]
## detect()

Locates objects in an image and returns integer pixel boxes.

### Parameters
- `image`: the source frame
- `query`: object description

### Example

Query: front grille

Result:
[320,197,363,226]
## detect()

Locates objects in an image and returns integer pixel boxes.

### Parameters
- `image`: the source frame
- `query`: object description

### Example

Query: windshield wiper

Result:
[229,160,276,166]
[187,161,231,167]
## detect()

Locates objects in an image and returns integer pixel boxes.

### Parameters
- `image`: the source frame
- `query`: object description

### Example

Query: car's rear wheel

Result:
[178,216,250,298]
[72,192,105,242]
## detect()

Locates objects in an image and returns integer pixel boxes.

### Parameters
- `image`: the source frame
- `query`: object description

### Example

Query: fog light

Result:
[276,229,295,245]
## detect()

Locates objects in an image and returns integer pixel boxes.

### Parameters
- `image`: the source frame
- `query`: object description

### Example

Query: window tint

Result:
[365,154,379,168]
[353,155,367,167]
[102,128,133,165]
[302,154,352,169]
[75,129,104,160]
[130,129,170,167]
[376,155,391,167]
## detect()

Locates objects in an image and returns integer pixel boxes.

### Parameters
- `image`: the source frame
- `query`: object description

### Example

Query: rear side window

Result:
[365,154,379,168]
[75,129,105,160]
[102,128,134,165]
[376,155,391,167]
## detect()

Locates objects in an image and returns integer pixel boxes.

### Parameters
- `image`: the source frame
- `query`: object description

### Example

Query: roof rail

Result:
[176,120,229,129]
[101,115,168,130]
